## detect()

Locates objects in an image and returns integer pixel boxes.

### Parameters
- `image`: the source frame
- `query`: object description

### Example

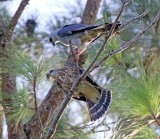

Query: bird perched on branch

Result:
[49,22,121,56]
[46,64,112,121]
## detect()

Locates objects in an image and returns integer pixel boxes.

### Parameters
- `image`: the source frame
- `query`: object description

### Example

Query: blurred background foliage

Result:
[0,0,160,138]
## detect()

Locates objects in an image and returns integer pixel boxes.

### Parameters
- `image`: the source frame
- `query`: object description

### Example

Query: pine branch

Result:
[123,118,157,139]
[91,10,160,71]
[44,1,128,139]
[151,112,160,127]
[118,8,150,32]
[33,76,44,137]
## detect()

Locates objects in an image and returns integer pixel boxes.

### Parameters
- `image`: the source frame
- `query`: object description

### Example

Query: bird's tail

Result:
[93,21,121,33]
[87,90,112,121]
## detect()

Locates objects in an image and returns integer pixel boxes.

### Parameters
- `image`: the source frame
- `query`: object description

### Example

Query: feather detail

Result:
[48,64,112,121]
[87,90,112,121]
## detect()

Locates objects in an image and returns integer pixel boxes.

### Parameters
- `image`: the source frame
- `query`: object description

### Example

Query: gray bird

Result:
[46,64,112,121]
[49,22,121,55]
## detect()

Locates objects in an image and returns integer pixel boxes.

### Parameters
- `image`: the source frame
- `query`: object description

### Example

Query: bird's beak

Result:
[46,73,51,79]
[52,42,55,46]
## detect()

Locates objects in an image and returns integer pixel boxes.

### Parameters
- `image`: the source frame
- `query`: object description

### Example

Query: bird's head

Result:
[49,29,60,46]
[46,69,59,79]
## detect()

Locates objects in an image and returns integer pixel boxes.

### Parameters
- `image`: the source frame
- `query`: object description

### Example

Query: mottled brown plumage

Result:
[47,64,112,121]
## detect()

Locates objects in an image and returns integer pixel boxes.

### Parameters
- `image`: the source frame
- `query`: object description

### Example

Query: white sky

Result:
[3,0,117,32]
[5,0,87,31]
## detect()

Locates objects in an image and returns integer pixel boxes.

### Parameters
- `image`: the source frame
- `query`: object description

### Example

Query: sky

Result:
[3,0,117,32]
[5,0,87,31]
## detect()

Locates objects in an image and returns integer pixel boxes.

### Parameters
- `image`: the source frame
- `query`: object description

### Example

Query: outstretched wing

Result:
[72,67,101,102]
[87,90,112,121]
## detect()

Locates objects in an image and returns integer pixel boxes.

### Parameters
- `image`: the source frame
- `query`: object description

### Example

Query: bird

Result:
[46,64,112,121]
[49,22,121,56]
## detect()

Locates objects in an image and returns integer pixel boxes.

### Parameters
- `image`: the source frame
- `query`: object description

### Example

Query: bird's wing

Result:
[57,24,99,37]
[77,81,100,103]
[87,90,112,121]
[76,67,101,103]
[69,67,101,102]
[79,67,101,90]
[77,68,112,121]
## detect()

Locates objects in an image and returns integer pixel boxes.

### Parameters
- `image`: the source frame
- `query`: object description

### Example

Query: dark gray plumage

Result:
[49,22,121,55]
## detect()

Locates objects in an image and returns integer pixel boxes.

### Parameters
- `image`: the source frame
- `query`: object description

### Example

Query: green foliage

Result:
[0,7,11,27]
[2,47,49,85]
[111,63,160,118]
[113,119,157,139]
[86,36,121,67]
[0,47,49,124]
[3,87,34,125]
[109,55,160,138]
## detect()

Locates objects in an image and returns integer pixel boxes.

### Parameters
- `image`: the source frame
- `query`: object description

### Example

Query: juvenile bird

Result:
[49,22,121,55]
[47,65,112,121]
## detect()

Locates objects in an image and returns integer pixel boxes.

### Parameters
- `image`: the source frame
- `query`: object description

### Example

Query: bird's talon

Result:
[66,93,72,98]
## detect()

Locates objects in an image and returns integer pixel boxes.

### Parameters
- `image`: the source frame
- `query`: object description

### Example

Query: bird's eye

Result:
[49,70,54,74]
[49,37,52,42]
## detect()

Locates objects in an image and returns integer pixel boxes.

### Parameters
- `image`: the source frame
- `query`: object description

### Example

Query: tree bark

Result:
[0,0,29,138]
[0,105,3,137]
[81,0,101,24]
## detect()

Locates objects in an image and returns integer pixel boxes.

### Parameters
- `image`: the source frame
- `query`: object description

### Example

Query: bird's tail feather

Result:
[93,21,121,32]
[87,90,112,121]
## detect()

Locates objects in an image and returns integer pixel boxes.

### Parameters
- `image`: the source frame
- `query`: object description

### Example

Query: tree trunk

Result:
[0,29,26,139]
[0,0,29,138]
[81,0,101,24]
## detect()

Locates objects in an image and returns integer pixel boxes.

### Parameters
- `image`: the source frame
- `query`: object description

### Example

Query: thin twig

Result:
[122,118,157,139]
[5,0,29,40]
[56,120,115,132]
[33,76,44,138]
[91,10,160,71]
[118,8,150,32]
[88,129,110,134]
[44,1,128,139]
[151,112,160,127]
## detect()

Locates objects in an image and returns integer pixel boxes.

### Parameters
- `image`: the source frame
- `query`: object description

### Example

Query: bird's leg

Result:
[66,92,73,98]
[77,48,87,56]
[105,30,110,38]
[69,47,80,61]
